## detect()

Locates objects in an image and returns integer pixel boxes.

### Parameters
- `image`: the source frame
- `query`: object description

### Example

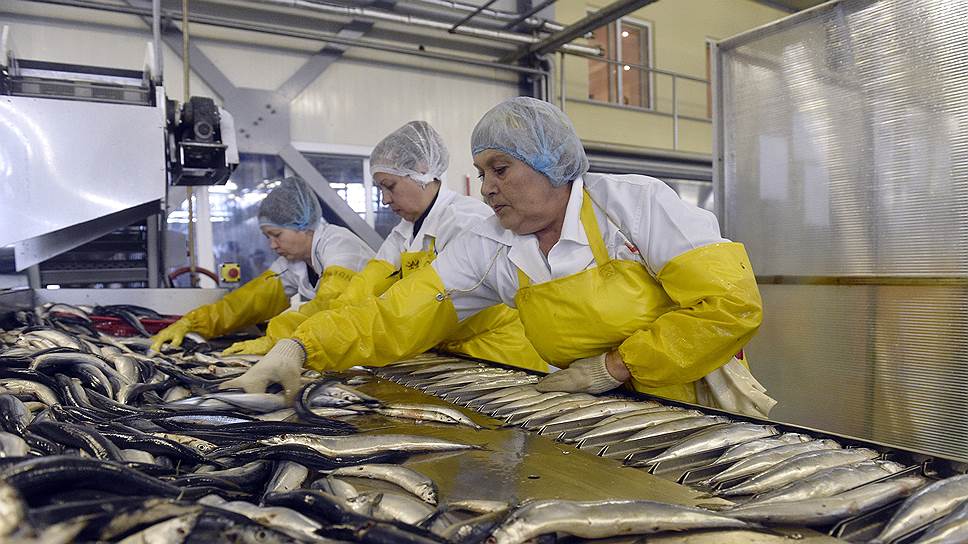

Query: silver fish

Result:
[422,369,519,393]
[465,386,538,409]
[646,423,779,465]
[588,405,679,427]
[729,475,927,525]
[121,449,156,464]
[914,499,968,544]
[383,403,481,429]
[168,392,288,413]
[313,476,360,500]
[0,482,25,537]
[0,432,30,457]
[117,513,201,544]
[0,379,59,406]
[572,409,703,444]
[150,433,218,454]
[407,362,484,376]
[713,433,814,465]
[485,391,566,415]
[718,448,881,496]
[217,500,322,541]
[370,491,437,525]
[707,439,842,484]
[488,499,749,544]
[330,463,438,504]
[505,394,599,424]
[872,474,968,544]
[372,405,478,428]
[259,433,479,457]
[741,460,907,506]
[540,401,648,428]
[445,499,510,514]
[442,376,539,398]
[621,416,731,443]
[264,461,309,495]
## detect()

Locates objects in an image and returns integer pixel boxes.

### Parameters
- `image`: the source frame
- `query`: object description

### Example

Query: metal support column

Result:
[27,266,41,289]
[146,213,160,288]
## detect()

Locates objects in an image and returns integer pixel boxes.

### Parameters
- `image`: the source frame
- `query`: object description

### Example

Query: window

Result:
[587,17,653,108]
[301,150,400,239]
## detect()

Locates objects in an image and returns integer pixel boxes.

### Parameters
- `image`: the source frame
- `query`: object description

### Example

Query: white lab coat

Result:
[269,219,374,301]
[375,187,494,267]
[432,173,727,320]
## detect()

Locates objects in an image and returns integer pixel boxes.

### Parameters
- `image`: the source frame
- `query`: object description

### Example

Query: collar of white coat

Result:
[473,176,589,248]
[473,176,593,283]
[309,218,331,273]
[394,186,458,246]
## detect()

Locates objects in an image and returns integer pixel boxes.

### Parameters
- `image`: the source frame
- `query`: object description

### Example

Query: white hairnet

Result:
[258,177,322,231]
[471,96,588,187]
[370,121,449,185]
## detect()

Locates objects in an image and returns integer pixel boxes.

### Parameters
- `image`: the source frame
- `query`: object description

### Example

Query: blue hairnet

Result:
[258,177,322,231]
[371,121,449,185]
[471,96,588,187]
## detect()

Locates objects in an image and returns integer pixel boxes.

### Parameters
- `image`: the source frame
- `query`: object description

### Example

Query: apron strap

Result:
[580,189,611,267]
[515,189,610,287]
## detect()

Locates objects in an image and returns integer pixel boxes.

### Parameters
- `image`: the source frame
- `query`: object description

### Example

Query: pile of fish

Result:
[377,358,968,543]
[0,303,759,544]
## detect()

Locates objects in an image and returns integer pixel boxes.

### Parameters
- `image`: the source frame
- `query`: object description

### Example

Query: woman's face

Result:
[474,150,569,235]
[374,173,439,223]
[261,225,314,262]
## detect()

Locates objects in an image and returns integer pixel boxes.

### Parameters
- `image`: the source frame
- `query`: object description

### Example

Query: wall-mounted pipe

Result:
[253,0,600,56]
[400,0,566,31]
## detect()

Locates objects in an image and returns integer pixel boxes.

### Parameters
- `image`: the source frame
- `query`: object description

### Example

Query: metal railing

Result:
[562,52,712,150]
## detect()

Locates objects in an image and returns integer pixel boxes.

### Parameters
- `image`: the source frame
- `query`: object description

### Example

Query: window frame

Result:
[586,11,655,110]
[705,37,718,120]
[289,142,375,228]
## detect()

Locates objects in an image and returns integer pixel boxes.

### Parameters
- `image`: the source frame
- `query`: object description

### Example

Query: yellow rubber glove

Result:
[535,353,623,394]
[219,339,306,397]
[223,335,275,356]
[293,265,460,372]
[150,317,193,352]
[184,270,290,339]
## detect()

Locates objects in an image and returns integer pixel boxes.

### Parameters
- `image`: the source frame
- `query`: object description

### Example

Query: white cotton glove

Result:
[534,353,624,394]
[219,339,306,398]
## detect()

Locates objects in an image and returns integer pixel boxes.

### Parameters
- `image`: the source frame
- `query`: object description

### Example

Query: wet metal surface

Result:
[343,371,843,543]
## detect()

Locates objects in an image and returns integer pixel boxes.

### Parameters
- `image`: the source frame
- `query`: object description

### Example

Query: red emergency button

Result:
[220,263,242,283]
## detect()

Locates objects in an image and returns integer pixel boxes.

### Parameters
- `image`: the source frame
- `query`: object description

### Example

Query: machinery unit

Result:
[0,26,238,287]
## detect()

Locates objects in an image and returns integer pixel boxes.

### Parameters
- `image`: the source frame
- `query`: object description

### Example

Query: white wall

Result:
[291,56,518,196]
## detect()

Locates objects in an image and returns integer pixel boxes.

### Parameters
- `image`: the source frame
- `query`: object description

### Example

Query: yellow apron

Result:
[514,190,727,403]
[402,239,548,372]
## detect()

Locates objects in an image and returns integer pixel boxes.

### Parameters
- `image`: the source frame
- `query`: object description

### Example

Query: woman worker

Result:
[149,177,374,352]
[224,98,774,417]
[221,121,546,371]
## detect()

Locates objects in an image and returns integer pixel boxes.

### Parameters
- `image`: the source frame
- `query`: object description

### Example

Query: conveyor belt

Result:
[369,353,967,543]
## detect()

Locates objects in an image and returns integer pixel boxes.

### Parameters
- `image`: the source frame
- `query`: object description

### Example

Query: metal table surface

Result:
[340,370,841,543]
